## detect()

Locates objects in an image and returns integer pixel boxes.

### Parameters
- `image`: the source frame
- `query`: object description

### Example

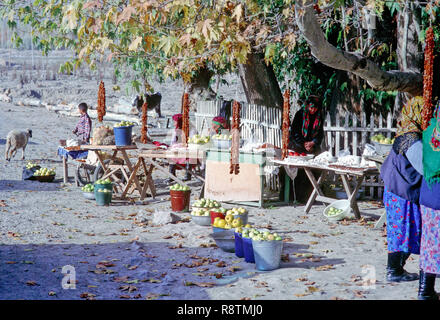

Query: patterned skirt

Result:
[420,205,440,275]
[383,187,422,254]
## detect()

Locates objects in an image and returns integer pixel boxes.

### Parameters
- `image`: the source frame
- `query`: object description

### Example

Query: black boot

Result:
[165,165,176,184]
[386,252,419,282]
[418,270,439,300]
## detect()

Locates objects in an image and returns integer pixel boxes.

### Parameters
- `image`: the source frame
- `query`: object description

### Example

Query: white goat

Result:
[5,129,32,161]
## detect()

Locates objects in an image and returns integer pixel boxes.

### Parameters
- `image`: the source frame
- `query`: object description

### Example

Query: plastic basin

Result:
[191,215,211,226]
[82,192,95,200]
[323,199,351,221]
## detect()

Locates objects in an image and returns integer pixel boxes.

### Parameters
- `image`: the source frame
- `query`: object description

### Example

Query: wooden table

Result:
[133,147,206,200]
[80,145,142,199]
[364,154,387,228]
[272,159,379,219]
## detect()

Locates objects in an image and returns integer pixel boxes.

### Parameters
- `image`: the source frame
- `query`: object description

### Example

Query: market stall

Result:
[272,156,379,219]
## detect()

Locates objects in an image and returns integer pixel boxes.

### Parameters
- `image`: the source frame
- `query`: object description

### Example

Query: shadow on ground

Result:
[0,239,346,300]
[0,180,60,192]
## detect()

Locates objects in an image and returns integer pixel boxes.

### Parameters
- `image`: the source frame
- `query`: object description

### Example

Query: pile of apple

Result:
[242,228,282,241]
[170,183,190,191]
[188,135,210,145]
[226,207,247,215]
[192,198,220,208]
[33,167,55,176]
[191,208,210,217]
[114,120,136,127]
[81,184,94,193]
[211,207,227,214]
[26,162,39,169]
[95,178,112,185]
[213,216,248,230]
[371,134,394,145]
[212,134,232,140]
[326,206,344,217]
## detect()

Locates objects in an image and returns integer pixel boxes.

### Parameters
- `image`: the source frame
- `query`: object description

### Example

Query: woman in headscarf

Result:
[210,116,228,136]
[380,96,424,283]
[289,95,324,156]
[417,101,440,300]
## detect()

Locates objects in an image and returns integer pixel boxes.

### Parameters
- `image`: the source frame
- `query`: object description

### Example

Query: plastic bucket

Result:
[242,237,255,263]
[170,190,191,212]
[94,183,113,198]
[232,213,248,225]
[252,239,283,271]
[95,190,112,206]
[234,232,244,258]
[210,211,226,225]
[114,125,133,146]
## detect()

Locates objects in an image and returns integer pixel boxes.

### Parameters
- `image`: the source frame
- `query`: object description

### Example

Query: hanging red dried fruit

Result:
[282,90,290,160]
[97,81,106,122]
[141,101,148,144]
[230,100,241,175]
[182,93,190,146]
[423,27,434,130]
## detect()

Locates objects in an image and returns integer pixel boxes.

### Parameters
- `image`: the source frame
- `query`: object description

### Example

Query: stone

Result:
[152,211,181,226]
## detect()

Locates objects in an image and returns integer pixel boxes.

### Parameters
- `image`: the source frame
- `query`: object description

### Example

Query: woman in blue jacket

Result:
[380,97,424,283]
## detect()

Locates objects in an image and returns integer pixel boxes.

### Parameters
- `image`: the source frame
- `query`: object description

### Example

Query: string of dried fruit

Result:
[422,27,434,130]
[282,90,290,159]
[230,100,241,175]
[97,81,106,122]
[182,93,190,145]
[141,101,148,144]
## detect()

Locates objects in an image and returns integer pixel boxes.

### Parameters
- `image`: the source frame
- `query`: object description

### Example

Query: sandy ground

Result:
[0,100,428,301]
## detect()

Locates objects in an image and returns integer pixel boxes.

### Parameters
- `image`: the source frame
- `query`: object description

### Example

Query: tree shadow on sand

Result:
[0,238,346,300]
[0,180,60,192]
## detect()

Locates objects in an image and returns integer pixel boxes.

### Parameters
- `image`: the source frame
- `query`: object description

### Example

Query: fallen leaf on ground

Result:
[119,285,137,292]
[26,281,38,286]
[306,286,320,293]
[315,264,335,271]
[113,276,129,282]
[48,291,56,296]
[353,290,366,298]
[119,295,131,299]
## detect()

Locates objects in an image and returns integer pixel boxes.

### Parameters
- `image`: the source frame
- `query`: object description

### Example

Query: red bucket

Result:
[170,190,191,212]
[210,211,226,225]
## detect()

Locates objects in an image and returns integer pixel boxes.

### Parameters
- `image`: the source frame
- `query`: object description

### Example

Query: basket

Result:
[191,215,212,226]
[82,192,95,200]
[323,200,351,221]
[372,141,392,155]
[35,174,56,182]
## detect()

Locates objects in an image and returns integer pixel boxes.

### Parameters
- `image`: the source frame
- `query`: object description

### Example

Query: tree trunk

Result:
[187,66,217,111]
[238,51,283,108]
[295,0,423,97]
[394,2,423,122]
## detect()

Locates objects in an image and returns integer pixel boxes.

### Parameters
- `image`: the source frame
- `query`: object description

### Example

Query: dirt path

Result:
[0,101,425,300]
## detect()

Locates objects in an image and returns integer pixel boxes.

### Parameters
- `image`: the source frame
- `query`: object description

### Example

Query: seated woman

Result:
[289,95,324,156]
[209,116,228,136]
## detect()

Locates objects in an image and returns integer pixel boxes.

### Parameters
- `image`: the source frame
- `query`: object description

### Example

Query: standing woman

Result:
[418,101,440,300]
[380,96,424,283]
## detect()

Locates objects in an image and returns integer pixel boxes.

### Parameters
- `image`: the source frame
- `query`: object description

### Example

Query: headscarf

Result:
[393,96,424,155]
[212,116,227,134]
[423,100,440,187]
[172,113,183,129]
[302,97,322,138]
[396,96,424,137]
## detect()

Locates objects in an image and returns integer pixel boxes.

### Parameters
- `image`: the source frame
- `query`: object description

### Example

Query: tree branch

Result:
[294,0,423,96]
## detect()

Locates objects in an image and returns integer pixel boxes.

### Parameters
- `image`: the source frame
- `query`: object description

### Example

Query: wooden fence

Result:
[195,100,396,199]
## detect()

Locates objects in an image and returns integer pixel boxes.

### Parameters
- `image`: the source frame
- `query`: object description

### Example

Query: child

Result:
[72,103,92,144]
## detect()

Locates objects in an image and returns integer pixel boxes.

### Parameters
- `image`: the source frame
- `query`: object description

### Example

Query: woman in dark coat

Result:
[289,95,324,155]
[380,96,424,284]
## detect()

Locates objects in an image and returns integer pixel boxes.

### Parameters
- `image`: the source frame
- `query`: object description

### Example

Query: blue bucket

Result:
[114,125,133,146]
[234,232,244,258]
[252,240,283,271]
[242,237,255,263]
